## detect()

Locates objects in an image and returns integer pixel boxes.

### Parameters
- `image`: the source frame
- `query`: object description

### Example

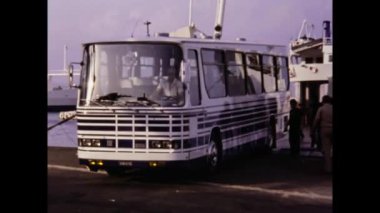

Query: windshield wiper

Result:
[137,93,160,106]
[80,99,115,112]
[97,92,131,101]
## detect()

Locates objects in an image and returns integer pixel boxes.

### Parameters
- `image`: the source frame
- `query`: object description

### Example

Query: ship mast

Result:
[63,44,68,70]
[188,0,193,26]
[213,0,226,39]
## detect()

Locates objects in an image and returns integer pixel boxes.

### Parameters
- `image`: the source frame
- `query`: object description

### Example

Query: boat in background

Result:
[288,19,332,126]
[48,71,78,111]
[48,45,80,111]
[289,20,332,102]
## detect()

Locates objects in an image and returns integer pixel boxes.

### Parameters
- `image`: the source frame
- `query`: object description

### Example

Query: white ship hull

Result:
[48,69,79,111]
[288,20,332,103]
[48,89,77,111]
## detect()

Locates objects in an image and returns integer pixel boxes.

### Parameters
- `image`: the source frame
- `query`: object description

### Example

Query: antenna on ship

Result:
[130,20,139,38]
[144,21,151,37]
[297,19,314,40]
[63,44,68,70]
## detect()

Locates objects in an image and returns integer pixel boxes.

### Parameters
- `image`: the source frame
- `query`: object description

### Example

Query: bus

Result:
[66,0,290,176]
[68,37,290,175]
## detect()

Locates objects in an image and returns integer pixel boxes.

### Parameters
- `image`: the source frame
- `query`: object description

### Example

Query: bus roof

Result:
[83,36,287,55]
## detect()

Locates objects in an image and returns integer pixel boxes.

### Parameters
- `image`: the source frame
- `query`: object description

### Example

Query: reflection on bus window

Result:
[202,49,226,98]
[246,53,262,94]
[188,50,201,106]
[277,57,289,91]
[225,51,245,96]
[262,55,276,93]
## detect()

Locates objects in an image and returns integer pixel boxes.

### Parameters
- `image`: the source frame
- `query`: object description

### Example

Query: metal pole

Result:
[213,0,226,39]
[188,0,193,26]
[297,20,306,39]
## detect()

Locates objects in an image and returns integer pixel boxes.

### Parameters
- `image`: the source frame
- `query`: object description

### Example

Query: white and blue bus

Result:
[68,36,290,175]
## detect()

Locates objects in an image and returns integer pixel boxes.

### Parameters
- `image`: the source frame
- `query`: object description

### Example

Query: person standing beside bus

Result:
[285,99,303,157]
[312,95,333,174]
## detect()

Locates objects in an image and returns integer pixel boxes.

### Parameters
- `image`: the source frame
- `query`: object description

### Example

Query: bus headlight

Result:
[92,139,101,147]
[78,139,102,147]
[172,140,180,149]
[149,140,180,149]
[162,141,172,149]
[151,140,162,148]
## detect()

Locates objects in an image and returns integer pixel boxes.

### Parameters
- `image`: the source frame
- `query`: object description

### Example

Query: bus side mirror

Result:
[68,62,82,88]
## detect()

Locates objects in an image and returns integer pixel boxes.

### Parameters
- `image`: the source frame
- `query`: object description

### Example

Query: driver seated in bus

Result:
[150,66,184,106]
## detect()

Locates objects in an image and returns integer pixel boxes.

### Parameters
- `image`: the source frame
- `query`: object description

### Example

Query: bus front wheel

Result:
[206,134,222,173]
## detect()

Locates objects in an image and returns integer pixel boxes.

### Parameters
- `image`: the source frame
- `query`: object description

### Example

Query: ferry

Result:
[288,20,332,125]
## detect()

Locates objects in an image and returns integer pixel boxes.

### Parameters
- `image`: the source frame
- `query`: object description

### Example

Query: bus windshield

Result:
[79,43,184,107]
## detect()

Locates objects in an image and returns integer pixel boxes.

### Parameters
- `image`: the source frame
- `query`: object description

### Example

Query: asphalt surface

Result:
[48,145,332,213]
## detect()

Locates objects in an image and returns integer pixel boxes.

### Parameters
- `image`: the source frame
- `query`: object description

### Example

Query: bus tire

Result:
[206,132,222,173]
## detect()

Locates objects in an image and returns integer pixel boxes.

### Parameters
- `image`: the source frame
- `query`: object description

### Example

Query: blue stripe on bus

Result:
[77,119,115,123]
[149,120,170,124]
[135,127,146,131]
[119,126,132,131]
[172,126,181,132]
[119,140,132,148]
[148,126,170,132]
[119,120,132,124]
[78,126,115,131]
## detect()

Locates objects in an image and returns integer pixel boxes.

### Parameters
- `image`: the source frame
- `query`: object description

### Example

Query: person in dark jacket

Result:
[285,99,303,157]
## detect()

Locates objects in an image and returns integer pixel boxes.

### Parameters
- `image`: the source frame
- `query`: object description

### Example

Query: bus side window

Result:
[188,50,201,106]
[202,49,227,98]
[276,56,289,91]
[225,51,245,96]
[245,53,262,94]
[262,55,276,93]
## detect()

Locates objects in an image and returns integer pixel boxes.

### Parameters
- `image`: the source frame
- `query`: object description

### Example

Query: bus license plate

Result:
[119,161,132,166]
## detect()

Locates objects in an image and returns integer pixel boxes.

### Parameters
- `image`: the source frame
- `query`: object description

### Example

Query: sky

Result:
[48,0,332,71]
